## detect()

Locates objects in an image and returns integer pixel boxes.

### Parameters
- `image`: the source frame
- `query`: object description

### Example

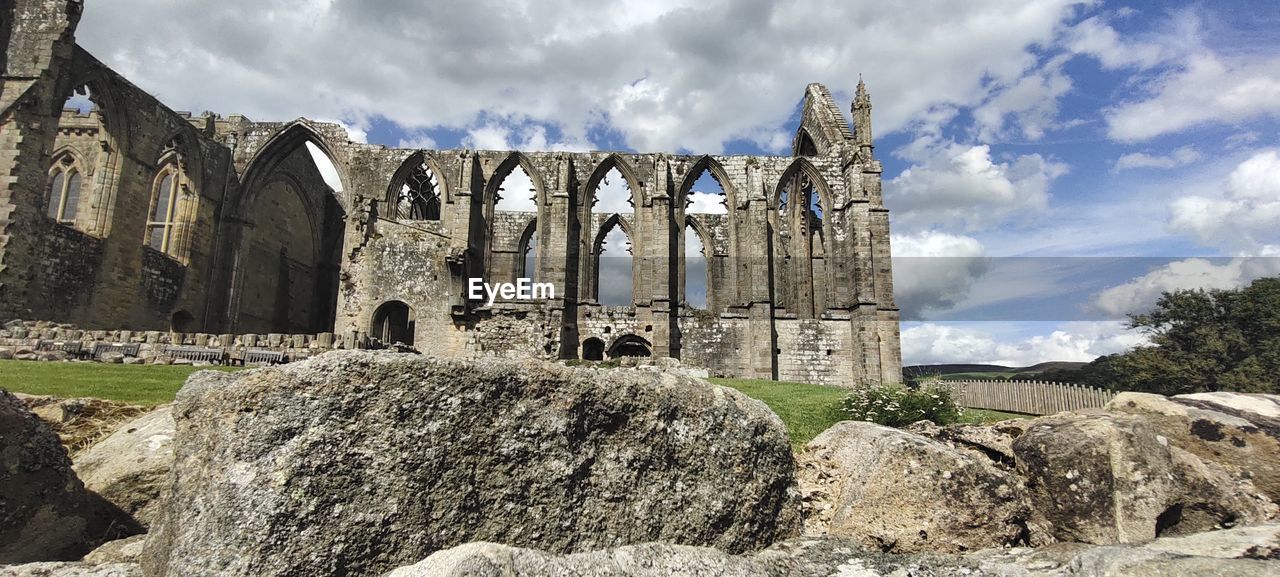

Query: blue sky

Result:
[74,0,1280,366]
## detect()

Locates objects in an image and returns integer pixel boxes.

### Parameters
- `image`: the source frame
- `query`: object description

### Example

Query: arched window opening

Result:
[776,164,827,318]
[592,167,633,214]
[597,223,632,306]
[391,160,441,220]
[684,167,727,215]
[170,310,194,333]
[46,154,81,225]
[146,158,185,256]
[796,130,819,157]
[582,337,606,361]
[684,224,708,309]
[608,335,652,358]
[371,301,414,347]
[494,164,536,212]
[519,219,538,281]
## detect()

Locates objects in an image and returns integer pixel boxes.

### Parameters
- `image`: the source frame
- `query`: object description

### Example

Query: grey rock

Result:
[1012,410,1275,545]
[0,348,13,361]
[73,408,175,527]
[98,353,124,365]
[0,391,141,564]
[384,523,1280,576]
[81,535,146,565]
[142,351,801,577]
[0,563,141,577]
[1107,391,1280,502]
[796,420,1036,552]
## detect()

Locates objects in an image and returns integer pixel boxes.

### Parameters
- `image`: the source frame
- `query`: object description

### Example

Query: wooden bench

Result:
[90,342,141,360]
[36,340,86,358]
[231,349,287,366]
[164,346,227,364]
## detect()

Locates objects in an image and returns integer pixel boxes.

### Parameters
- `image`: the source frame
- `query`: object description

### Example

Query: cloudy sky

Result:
[75,0,1280,366]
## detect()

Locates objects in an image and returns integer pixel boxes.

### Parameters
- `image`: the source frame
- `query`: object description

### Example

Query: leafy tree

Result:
[1094,277,1280,394]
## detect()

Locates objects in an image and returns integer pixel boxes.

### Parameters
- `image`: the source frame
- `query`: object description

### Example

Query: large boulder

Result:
[72,408,174,527]
[0,564,141,577]
[384,523,1280,576]
[797,420,1036,553]
[142,351,801,577]
[1012,410,1275,545]
[0,391,140,564]
[1106,391,1280,502]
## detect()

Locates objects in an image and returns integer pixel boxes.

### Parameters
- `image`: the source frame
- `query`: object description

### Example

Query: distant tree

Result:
[1098,277,1280,395]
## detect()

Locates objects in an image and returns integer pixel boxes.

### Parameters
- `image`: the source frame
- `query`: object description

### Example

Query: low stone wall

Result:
[0,320,370,364]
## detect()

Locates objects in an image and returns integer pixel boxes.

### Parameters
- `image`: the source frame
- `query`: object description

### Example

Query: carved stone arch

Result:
[684,215,715,257]
[48,145,89,174]
[582,153,645,210]
[607,333,652,358]
[517,215,538,279]
[152,129,205,197]
[794,127,820,157]
[385,150,448,221]
[237,121,350,218]
[593,213,634,252]
[773,157,833,217]
[485,151,545,210]
[675,155,735,214]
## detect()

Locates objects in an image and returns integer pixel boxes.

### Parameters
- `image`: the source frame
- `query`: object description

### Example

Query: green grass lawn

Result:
[0,360,241,406]
[711,378,850,448]
[0,361,1026,445]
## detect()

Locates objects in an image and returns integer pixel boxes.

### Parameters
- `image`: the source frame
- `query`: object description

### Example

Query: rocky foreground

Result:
[2,351,1279,576]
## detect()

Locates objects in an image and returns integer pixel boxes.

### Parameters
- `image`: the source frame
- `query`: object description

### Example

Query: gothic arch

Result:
[592,213,634,251]
[517,216,538,279]
[237,121,349,217]
[385,150,448,221]
[684,215,715,257]
[387,150,451,205]
[582,153,644,210]
[773,157,833,217]
[675,155,735,213]
[485,152,545,210]
[794,128,820,157]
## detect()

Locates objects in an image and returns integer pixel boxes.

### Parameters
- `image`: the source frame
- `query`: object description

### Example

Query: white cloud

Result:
[687,192,727,215]
[74,0,1089,153]
[973,59,1072,141]
[1094,257,1280,317]
[902,321,1146,366]
[1112,145,1201,172]
[1105,53,1280,142]
[1064,15,1181,70]
[891,231,989,319]
[886,143,1067,232]
[1169,150,1280,254]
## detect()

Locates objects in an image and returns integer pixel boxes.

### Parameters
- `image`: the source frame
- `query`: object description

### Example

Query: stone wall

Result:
[0,0,904,386]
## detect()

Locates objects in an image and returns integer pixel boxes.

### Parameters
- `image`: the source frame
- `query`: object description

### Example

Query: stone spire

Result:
[852,75,873,150]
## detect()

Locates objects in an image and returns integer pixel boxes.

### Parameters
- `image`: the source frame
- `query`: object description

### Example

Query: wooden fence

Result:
[940,379,1115,416]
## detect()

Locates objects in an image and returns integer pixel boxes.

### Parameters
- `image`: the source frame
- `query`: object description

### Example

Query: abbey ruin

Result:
[0,0,901,385]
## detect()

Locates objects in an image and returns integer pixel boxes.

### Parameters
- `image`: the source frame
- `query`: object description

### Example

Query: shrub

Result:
[840,383,964,427]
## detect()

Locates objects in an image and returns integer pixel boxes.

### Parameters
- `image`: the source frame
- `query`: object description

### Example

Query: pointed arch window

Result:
[46,155,82,225]
[391,161,441,220]
[146,160,186,255]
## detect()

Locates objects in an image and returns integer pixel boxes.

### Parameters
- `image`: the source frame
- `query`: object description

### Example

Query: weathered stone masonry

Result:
[1,0,901,385]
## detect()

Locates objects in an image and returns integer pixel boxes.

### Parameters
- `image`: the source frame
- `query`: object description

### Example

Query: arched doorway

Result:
[582,337,606,361]
[608,335,652,358]
[371,301,414,347]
